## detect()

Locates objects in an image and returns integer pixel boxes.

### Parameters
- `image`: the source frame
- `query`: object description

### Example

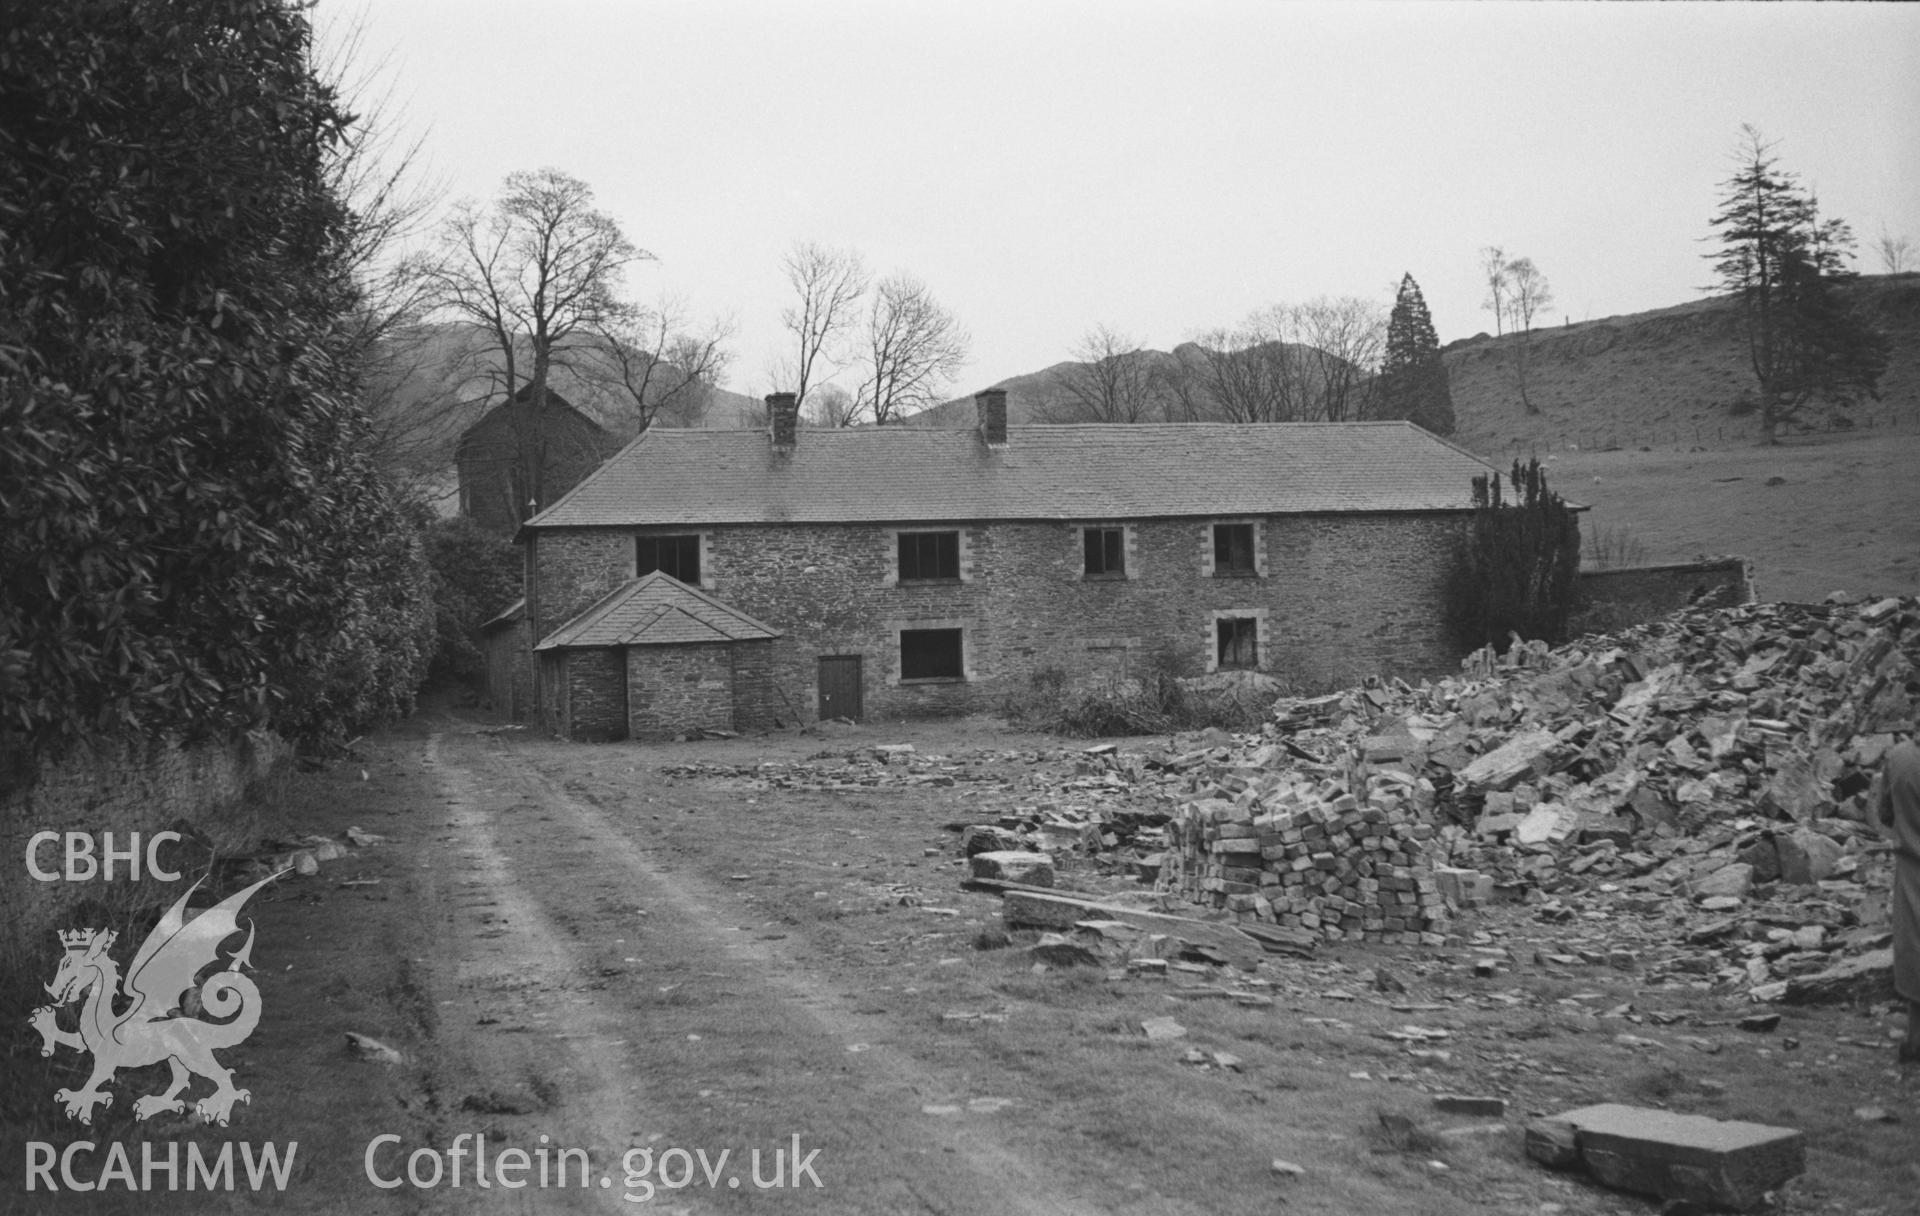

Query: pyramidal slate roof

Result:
[536,572,780,650]
[525,421,1498,528]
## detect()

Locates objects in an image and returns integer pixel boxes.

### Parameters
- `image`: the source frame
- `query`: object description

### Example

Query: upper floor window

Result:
[1083,527,1125,578]
[1213,523,1256,576]
[898,531,960,582]
[637,534,701,584]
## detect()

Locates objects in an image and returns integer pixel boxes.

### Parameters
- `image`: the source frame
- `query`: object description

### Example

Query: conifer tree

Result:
[1707,127,1889,443]
[1376,273,1456,435]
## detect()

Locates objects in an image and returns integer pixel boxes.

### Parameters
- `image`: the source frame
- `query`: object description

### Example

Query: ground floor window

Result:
[1216,617,1259,669]
[900,628,964,680]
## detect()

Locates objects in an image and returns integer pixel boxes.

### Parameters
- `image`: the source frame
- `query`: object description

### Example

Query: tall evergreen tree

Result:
[1376,273,1456,435]
[1707,126,1889,443]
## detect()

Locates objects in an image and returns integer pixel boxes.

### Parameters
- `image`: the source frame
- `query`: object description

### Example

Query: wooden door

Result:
[817,655,862,722]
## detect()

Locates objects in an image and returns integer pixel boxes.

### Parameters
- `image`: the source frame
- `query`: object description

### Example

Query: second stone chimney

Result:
[976,388,1008,447]
[767,392,798,452]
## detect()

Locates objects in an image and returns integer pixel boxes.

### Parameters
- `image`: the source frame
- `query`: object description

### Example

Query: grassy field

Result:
[1535,430,1920,604]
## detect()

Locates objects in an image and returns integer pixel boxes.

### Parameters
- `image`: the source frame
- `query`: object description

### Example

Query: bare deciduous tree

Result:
[854,274,970,425]
[426,168,647,520]
[1292,296,1386,421]
[1502,257,1554,335]
[1187,312,1304,422]
[1051,325,1157,423]
[1501,257,1554,415]
[803,383,857,428]
[1479,246,1510,337]
[1875,227,1914,274]
[587,297,736,431]
[779,241,869,408]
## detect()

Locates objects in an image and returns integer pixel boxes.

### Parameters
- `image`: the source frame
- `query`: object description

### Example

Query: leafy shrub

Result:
[422,518,522,681]
[0,0,431,754]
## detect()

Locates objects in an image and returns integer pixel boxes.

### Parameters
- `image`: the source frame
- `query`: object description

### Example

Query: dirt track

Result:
[404,723,1107,1215]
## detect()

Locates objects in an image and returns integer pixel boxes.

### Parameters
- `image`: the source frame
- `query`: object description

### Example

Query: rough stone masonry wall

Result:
[628,644,733,739]
[731,641,780,732]
[1569,557,1753,639]
[561,648,628,741]
[0,730,286,960]
[529,512,1468,726]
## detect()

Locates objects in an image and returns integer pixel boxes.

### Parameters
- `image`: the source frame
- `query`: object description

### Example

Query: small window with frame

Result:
[1213,523,1256,576]
[637,534,701,583]
[1217,617,1259,670]
[1083,527,1125,578]
[897,530,960,582]
[900,628,964,681]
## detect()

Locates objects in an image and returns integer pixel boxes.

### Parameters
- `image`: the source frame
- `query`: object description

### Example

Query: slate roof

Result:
[536,572,780,651]
[526,421,1499,528]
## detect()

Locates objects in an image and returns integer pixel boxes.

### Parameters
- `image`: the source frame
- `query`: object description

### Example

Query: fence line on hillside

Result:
[1498,406,1907,458]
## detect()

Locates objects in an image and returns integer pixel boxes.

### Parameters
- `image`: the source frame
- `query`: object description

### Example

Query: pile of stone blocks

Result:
[1163,770,1451,945]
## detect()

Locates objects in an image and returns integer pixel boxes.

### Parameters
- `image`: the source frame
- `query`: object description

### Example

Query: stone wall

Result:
[731,641,780,732]
[628,644,733,739]
[560,648,627,741]
[0,731,286,959]
[529,513,1469,726]
[482,615,530,717]
[1570,557,1753,638]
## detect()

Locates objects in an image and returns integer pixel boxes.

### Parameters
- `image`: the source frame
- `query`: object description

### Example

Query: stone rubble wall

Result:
[0,730,285,959]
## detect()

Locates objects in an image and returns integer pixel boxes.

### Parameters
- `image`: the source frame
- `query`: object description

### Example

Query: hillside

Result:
[908,342,1349,428]
[901,275,1920,603]
[1444,272,1920,457]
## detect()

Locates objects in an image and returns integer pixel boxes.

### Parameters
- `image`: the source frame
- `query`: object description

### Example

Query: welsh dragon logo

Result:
[29,871,282,1126]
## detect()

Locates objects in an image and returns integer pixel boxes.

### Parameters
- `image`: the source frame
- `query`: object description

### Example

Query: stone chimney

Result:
[767,392,798,452]
[976,389,1008,447]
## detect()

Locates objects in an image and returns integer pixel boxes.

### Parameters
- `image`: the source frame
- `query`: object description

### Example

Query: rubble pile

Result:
[1136,595,1918,993]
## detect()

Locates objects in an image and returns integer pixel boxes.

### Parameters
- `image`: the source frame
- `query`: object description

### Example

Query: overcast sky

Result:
[318,1,1920,398]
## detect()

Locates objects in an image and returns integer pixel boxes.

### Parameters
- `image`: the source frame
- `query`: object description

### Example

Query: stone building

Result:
[510,391,1497,740]
[455,385,621,534]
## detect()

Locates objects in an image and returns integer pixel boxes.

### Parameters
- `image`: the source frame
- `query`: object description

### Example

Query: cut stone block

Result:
[970,850,1055,887]
[1029,933,1101,967]
[1457,729,1561,793]
[1692,863,1754,901]
[1433,866,1492,908]
[1548,1102,1804,1211]
[959,825,1019,856]
[1001,890,1262,968]
[1780,948,1895,1005]
[1523,1118,1580,1168]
